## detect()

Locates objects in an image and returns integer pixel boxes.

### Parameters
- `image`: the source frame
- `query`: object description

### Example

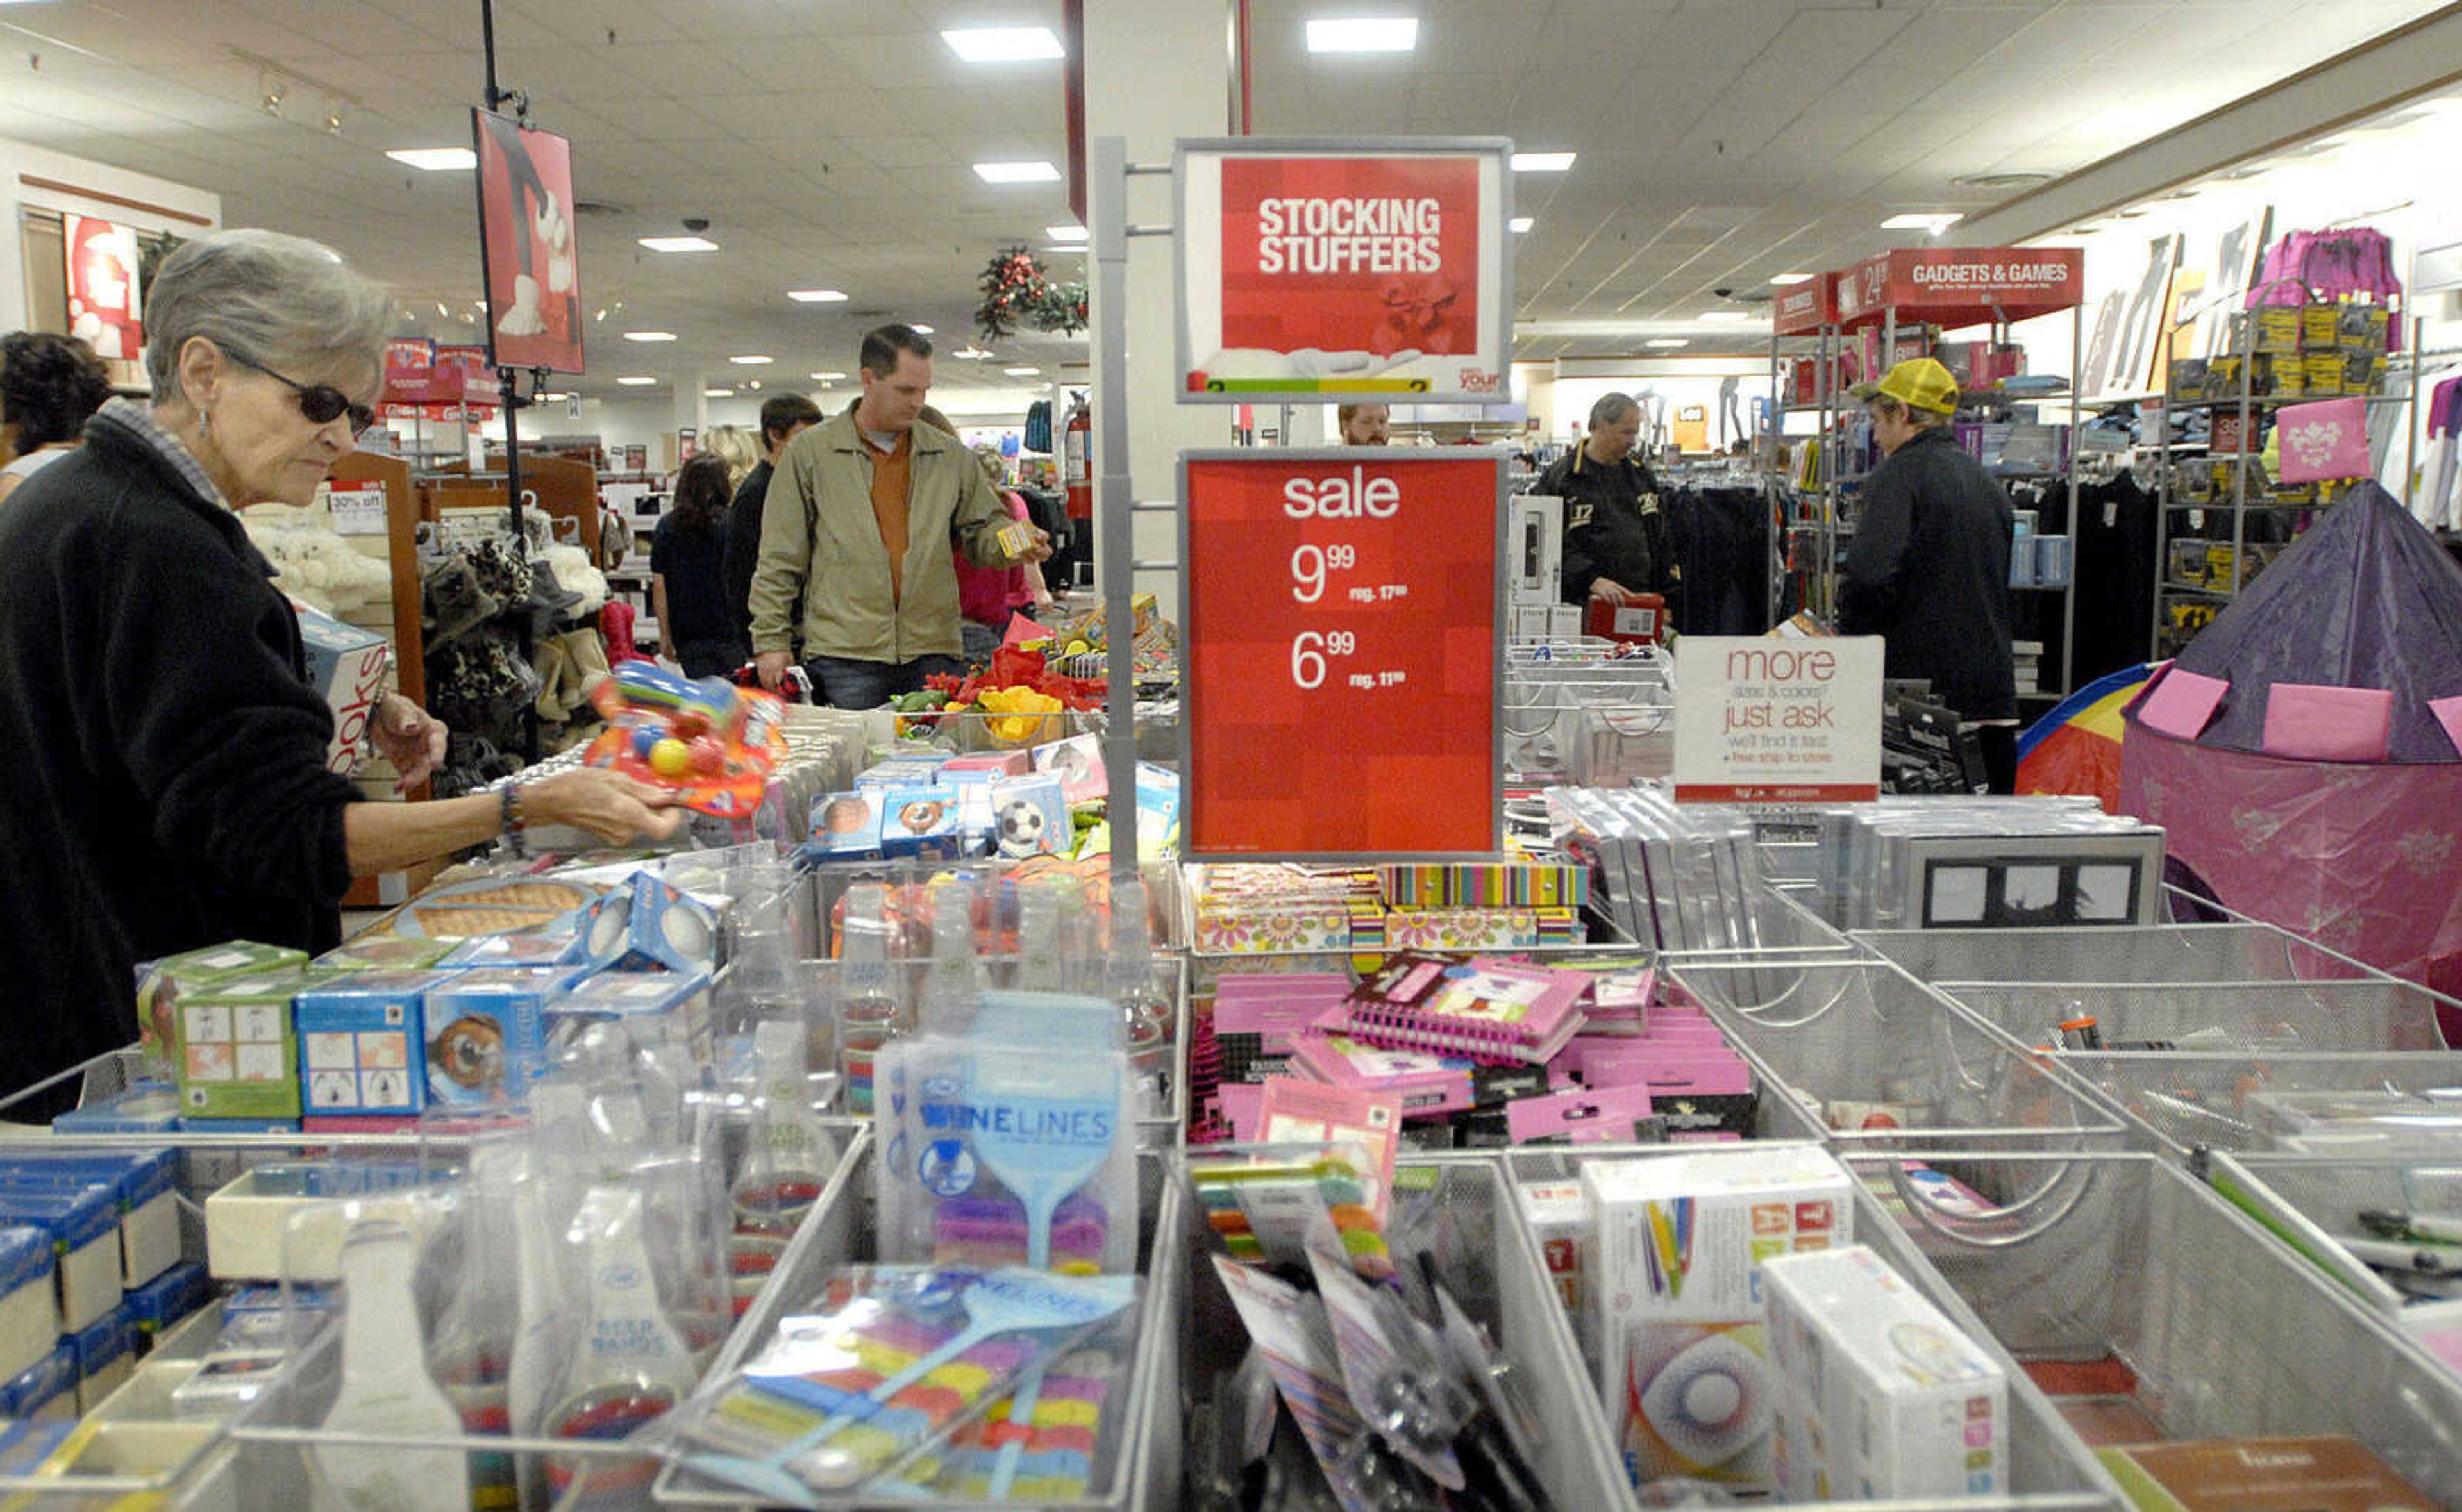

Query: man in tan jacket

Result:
[749,324,1049,708]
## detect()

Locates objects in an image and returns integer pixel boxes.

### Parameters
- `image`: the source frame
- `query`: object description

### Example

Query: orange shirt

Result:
[865,428,912,602]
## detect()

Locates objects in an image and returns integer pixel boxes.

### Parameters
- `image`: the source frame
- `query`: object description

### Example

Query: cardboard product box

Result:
[1761,1244,2007,1500]
[809,790,887,858]
[577,873,720,974]
[421,967,580,1107]
[1514,1179,1591,1322]
[169,972,305,1120]
[1579,1147,1855,1491]
[987,772,1071,860]
[136,942,308,1065]
[309,935,453,976]
[2096,1435,2436,1510]
[877,786,964,860]
[0,1227,57,1384]
[289,598,391,775]
[1509,495,1564,606]
[292,970,450,1117]
[439,931,585,968]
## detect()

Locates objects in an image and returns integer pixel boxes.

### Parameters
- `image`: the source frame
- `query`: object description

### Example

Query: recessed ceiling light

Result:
[787,288,849,303]
[941,26,1064,62]
[811,370,848,380]
[746,380,762,390]
[704,387,735,399]
[952,347,993,361]
[911,324,935,335]
[1004,365,1041,376]
[1645,338,1690,349]
[973,160,1060,184]
[1510,151,1575,172]
[622,331,678,342]
[1509,216,1534,233]
[386,147,475,172]
[1880,212,1963,233]
[1768,273,1814,286]
[730,354,774,365]
[1045,224,1088,242]
[1698,312,1755,324]
[638,235,721,253]
[1305,16,1419,53]
[617,376,658,386]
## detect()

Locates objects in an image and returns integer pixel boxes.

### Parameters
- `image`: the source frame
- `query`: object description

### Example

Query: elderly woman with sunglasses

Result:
[0,229,681,1113]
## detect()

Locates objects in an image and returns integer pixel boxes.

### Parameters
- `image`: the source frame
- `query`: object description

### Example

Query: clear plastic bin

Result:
[1859,918,2393,989]
[1666,958,2130,1154]
[1503,1145,2123,1510]
[1841,1150,2462,1506]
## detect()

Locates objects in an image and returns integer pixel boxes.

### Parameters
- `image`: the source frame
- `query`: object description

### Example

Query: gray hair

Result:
[143,229,393,401]
[1589,392,1639,430]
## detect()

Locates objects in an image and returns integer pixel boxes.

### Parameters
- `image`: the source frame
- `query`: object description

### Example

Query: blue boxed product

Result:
[547,970,712,1059]
[440,931,586,968]
[0,1343,74,1423]
[48,1083,182,1135]
[0,1227,56,1382]
[70,1304,133,1412]
[125,1261,212,1352]
[0,1185,119,1333]
[0,1151,180,1288]
[809,790,886,858]
[578,872,719,974]
[176,1117,299,1134]
[422,967,579,1106]
[878,785,964,860]
[856,756,949,792]
[988,772,1070,859]
[292,970,451,1117]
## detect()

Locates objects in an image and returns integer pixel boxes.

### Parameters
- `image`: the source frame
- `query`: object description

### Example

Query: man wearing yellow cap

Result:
[1841,357,2018,791]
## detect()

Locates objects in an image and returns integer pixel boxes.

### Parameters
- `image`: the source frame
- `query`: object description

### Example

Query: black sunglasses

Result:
[230,353,376,435]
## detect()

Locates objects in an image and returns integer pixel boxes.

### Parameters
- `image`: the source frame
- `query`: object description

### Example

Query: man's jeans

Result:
[804,654,964,710]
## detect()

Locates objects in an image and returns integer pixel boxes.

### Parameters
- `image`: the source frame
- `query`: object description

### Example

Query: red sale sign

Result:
[62,215,142,362]
[1178,139,1511,404]
[1180,451,1502,858]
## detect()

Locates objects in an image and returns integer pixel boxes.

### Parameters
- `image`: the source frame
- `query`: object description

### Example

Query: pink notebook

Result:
[1325,952,1591,1065]
[1505,1084,1657,1145]
[1288,1023,1475,1118]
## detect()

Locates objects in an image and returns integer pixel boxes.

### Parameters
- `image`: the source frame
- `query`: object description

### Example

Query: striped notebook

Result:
[1321,952,1591,1065]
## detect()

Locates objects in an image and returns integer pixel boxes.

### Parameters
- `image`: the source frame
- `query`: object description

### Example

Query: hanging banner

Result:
[382,338,439,404]
[1834,248,2084,331]
[62,215,144,363]
[1671,636,1885,803]
[1180,449,1503,858]
[1175,137,1511,404]
[1770,274,1838,336]
[471,106,585,374]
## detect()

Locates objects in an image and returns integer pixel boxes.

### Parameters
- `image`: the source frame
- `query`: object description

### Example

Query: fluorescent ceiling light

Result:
[1045,224,1088,242]
[1510,151,1575,172]
[811,370,848,380]
[1880,212,1963,233]
[638,235,721,253]
[1306,16,1418,53]
[912,324,935,335]
[942,26,1064,62]
[953,347,993,360]
[1004,366,1041,376]
[787,288,849,303]
[1645,338,1689,349]
[1768,272,1814,285]
[385,147,475,171]
[1509,216,1534,233]
[704,387,735,398]
[622,331,678,342]
[729,354,773,365]
[973,160,1060,184]
[1698,312,1755,324]
[617,376,658,386]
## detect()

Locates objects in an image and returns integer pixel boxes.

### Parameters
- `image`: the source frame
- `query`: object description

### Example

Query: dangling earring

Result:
[197,409,211,441]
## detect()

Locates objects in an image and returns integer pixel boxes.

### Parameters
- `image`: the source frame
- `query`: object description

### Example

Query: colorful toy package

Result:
[585,659,785,818]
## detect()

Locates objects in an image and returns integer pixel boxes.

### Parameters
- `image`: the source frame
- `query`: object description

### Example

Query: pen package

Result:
[1183,1145,1393,1280]
[664,1265,1136,1502]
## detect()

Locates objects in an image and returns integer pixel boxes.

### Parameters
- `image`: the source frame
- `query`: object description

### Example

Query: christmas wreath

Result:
[975,246,1089,340]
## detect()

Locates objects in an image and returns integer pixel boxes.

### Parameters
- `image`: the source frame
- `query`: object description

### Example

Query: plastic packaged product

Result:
[666,1265,1137,1502]
[580,870,721,974]
[1105,877,1174,1117]
[921,880,986,1036]
[875,1017,1138,1274]
[1185,1146,1393,1279]
[548,970,713,1061]
[542,1183,703,1505]
[312,1220,468,1512]
[440,931,587,968]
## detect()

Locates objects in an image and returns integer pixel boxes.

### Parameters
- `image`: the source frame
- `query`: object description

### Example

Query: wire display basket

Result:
[1501,639,1673,785]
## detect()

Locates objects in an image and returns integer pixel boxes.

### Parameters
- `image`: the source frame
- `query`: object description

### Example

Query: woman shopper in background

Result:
[0,228,680,1115]
[0,330,113,504]
[651,452,746,678]
[954,440,1055,665]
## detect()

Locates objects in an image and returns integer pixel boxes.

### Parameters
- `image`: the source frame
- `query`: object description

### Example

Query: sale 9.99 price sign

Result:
[1180,451,1503,859]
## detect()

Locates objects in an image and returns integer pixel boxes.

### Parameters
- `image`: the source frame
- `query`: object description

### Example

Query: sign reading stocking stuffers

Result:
[1179,450,1504,858]
[1175,138,1512,404]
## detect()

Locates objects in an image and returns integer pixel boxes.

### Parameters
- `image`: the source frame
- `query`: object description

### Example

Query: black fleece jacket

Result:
[1838,426,2016,721]
[0,409,358,1107]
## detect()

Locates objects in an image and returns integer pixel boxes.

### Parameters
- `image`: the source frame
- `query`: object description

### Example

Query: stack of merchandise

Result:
[1013,591,1177,686]
[806,731,1180,865]
[1807,796,2165,930]
[1189,856,1587,958]
[1543,787,1766,953]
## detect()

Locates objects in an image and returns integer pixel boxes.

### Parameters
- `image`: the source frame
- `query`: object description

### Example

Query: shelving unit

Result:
[1768,276,1845,624]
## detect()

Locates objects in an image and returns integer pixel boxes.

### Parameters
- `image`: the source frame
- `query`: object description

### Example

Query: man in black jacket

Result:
[1839,358,2018,790]
[1540,392,1680,622]
[723,392,823,652]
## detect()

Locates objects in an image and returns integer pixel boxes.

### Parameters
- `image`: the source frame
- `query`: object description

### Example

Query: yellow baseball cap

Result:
[1852,357,1962,415]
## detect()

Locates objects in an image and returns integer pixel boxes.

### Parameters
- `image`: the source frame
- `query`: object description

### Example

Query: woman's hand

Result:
[1589,576,1635,606]
[522,767,685,844]
[373,694,448,792]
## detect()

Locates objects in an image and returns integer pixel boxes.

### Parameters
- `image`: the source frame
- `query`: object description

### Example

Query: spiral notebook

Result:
[1321,952,1591,1066]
